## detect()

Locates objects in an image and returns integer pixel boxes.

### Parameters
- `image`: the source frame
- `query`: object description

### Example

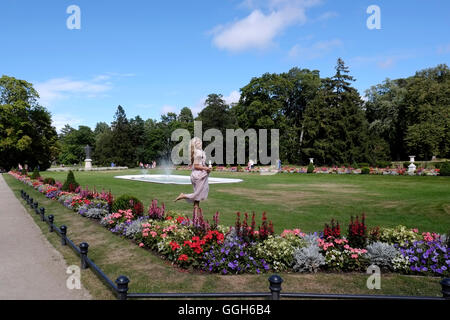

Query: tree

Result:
[365,64,450,161]
[58,125,95,165]
[302,59,370,165]
[197,94,236,132]
[0,75,58,170]
[110,105,135,167]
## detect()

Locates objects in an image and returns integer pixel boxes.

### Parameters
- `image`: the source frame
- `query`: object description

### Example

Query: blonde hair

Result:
[190,137,202,164]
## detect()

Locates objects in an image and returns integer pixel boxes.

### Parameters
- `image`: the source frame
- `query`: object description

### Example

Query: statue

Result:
[84,145,92,170]
[84,145,92,160]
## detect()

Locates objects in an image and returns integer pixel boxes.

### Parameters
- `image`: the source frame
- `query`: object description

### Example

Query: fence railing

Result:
[19,189,450,301]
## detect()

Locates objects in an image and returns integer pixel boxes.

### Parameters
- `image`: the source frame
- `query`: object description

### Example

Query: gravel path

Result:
[0,174,91,300]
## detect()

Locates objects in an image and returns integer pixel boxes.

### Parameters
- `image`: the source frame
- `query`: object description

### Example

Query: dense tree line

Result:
[1,59,448,170]
[0,76,58,171]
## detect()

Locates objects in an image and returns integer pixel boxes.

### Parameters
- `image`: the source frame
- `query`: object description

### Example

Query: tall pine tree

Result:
[302,58,369,165]
[111,105,135,167]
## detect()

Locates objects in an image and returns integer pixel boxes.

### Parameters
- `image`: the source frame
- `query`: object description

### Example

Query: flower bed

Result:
[9,170,449,276]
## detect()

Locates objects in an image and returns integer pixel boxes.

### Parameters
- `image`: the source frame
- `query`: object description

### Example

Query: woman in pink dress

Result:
[174,137,211,213]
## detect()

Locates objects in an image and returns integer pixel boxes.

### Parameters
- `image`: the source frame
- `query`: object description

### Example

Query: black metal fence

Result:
[19,189,450,301]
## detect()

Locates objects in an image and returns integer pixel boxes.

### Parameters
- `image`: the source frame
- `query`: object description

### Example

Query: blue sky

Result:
[1,0,449,131]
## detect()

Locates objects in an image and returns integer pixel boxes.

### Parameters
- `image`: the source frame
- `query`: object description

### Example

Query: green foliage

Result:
[361,167,370,174]
[379,226,422,247]
[307,163,314,173]
[43,177,56,185]
[58,125,95,165]
[254,235,305,272]
[438,162,450,176]
[0,75,59,170]
[366,64,450,161]
[111,194,144,215]
[62,170,79,192]
[301,59,370,165]
[376,161,392,168]
[30,167,40,179]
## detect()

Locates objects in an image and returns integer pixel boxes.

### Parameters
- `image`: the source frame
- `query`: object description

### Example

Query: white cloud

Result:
[288,38,343,60]
[35,77,112,107]
[51,114,83,132]
[210,0,321,52]
[34,73,135,107]
[224,90,241,105]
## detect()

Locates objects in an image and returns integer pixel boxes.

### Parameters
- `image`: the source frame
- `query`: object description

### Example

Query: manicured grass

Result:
[37,169,450,233]
[4,174,444,299]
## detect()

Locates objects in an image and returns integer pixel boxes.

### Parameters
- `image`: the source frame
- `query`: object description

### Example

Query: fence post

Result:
[79,242,89,269]
[268,275,283,300]
[20,190,24,198]
[48,215,54,232]
[441,278,450,299]
[60,225,67,246]
[29,197,33,207]
[40,207,45,221]
[115,276,130,300]
[34,202,39,215]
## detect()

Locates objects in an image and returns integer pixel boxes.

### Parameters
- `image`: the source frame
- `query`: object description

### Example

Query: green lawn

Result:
[36,169,450,233]
[4,173,445,299]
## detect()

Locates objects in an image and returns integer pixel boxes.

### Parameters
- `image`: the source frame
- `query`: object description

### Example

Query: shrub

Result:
[396,238,449,276]
[307,163,314,173]
[84,207,108,219]
[361,167,370,174]
[31,168,40,179]
[366,242,400,271]
[148,199,165,220]
[403,162,411,169]
[368,226,381,243]
[376,161,392,168]
[347,214,367,248]
[379,225,421,246]
[254,235,305,272]
[323,219,341,239]
[438,162,450,176]
[202,235,269,274]
[318,238,369,271]
[62,170,79,192]
[111,194,144,216]
[293,244,325,273]
[43,177,56,185]
[358,163,369,168]
[234,212,274,242]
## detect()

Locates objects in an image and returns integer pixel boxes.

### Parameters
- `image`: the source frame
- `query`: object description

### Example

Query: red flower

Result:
[178,254,188,261]
[169,241,180,251]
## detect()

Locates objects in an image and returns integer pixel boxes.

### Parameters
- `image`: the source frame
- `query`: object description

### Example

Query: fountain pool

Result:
[114,174,243,185]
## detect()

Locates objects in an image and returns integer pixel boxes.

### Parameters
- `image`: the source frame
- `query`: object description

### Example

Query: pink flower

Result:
[139,243,144,247]
[351,254,358,259]
[161,233,167,238]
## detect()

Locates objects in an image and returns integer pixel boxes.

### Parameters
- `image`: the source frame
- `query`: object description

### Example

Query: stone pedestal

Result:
[84,159,92,171]
[408,156,416,175]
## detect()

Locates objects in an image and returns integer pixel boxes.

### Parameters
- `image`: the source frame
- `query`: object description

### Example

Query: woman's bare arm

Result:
[194,164,211,172]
